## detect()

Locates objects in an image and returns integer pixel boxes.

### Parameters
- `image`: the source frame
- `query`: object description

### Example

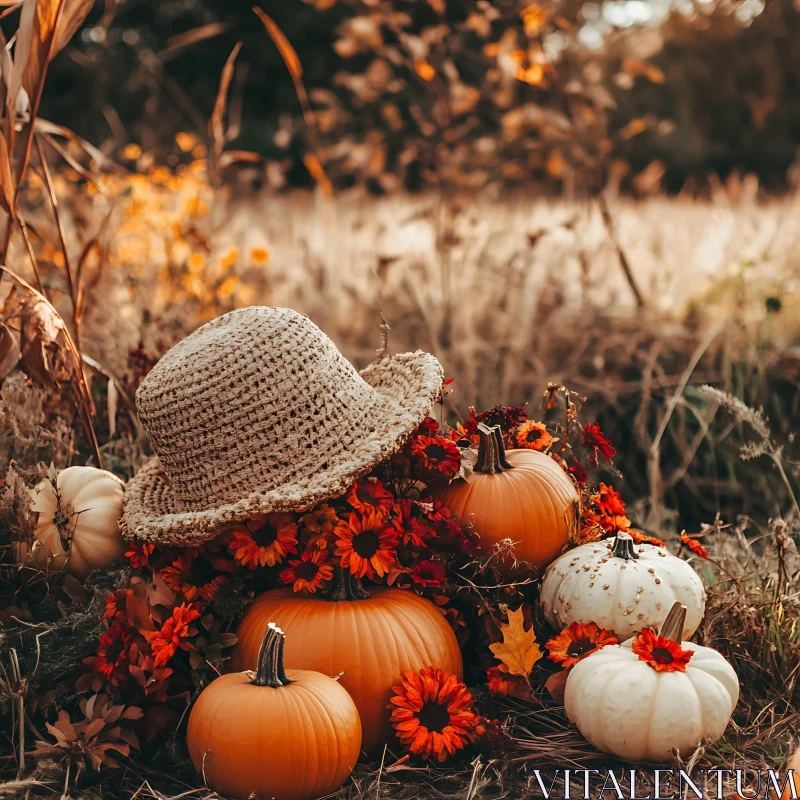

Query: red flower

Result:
[347,478,396,517]
[546,622,618,669]
[279,547,334,593]
[90,621,133,685]
[389,666,484,761]
[411,435,462,478]
[146,603,202,668]
[125,541,155,569]
[160,549,229,601]
[415,417,440,436]
[472,405,529,434]
[104,589,134,621]
[566,461,588,485]
[583,423,616,462]
[409,559,446,588]
[680,532,709,559]
[228,513,298,568]
[631,629,694,672]
[335,510,398,580]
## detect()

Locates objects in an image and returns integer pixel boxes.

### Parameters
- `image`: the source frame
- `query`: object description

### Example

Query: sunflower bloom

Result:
[90,621,133,685]
[389,666,484,762]
[335,510,398,580]
[515,421,555,451]
[300,504,339,535]
[160,549,229,601]
[279,548,334,593]
[147,602,202,667]
[631,629,694,672]
[347,478,396,516]
[228,513,298,568]
[411,435,462,478]
[680,532,709,559]
[546,622,618,669]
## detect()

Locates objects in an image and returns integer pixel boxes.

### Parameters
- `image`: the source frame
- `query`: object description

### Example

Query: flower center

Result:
[295,560,320,581]
[425,444,448,461]
[252,523,278,548]
[352,530,380,558]
[417,701,451,733]
[526,429,542,442]
[651,647,675,665]
[105,638,126,665]
[188,556,216,586]
[566,637,594,658]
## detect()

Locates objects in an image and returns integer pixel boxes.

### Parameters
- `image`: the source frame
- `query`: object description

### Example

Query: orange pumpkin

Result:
[187,622,362,800]
[231,569,463,754]
[435,423,577,574]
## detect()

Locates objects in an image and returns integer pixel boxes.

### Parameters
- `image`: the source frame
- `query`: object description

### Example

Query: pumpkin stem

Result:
[327,566,371,602]
[252,622,293,687]
[659,602,687,643]
[610,532,639,561]
[474,424,513,474]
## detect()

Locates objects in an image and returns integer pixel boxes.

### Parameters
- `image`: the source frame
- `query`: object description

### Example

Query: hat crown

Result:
[135,307,380,510]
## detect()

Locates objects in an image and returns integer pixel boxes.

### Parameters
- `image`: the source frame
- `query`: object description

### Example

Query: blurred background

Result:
[2,0,799,540]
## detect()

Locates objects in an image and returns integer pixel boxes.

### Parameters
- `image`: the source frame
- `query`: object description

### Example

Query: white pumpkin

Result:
[564,602,739,763]
[540,531,706,641]
[29,466,125,578]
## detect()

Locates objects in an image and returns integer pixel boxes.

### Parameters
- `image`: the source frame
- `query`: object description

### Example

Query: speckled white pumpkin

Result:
[28,466,125,578]
[540,532,706,641]
[564,603,739,763]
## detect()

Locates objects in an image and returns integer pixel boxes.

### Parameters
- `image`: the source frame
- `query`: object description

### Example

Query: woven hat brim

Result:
[121,350,443,545]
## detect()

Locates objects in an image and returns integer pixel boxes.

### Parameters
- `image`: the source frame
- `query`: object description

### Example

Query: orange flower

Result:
[389,666,484,762]
[299,504,339,535]
[583,422,616,462]
[228,513,298,568]
[347,478,396,516]
[485,666,533,701]
[411,435,462,478]
[147,602,202,668]
[335,510,398,580]
[125,541,155,568]
[582,483,631,535]
[546,622,618,669]
[160,549,229,601]
[279,548,334,593]
[515,421,555,451]
[680,532,709,559]
[631,629,694,672]
[90,621,133,684]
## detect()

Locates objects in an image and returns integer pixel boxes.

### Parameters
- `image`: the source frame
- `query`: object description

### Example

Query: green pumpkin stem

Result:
[475,423,513,474]
[252,623,293,687]
[327,566,371,602]
[658,602,687,643]
[610,532,639,561]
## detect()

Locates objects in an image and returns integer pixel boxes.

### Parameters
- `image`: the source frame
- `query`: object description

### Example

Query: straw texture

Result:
[122,307,443,544]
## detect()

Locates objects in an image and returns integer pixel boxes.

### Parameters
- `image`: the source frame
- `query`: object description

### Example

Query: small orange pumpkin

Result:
[435,423,577,574]
[231,569,463,755]
[187,622,362,800]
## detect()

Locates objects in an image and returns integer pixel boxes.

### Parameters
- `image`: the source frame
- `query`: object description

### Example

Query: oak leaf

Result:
[489,605,542,677]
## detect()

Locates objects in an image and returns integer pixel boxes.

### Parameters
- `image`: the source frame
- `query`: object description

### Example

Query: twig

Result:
[596,194,645,308]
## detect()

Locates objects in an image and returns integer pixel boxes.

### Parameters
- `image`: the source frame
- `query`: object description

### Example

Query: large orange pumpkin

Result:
[435,424,577,574]
[188,623,362,800]
[231,570,463,755]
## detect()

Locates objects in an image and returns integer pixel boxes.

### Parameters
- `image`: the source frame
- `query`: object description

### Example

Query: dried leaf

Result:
[489,605,542,677]
[51,0,93,59]
[303,153,332,196]
[106,376,117,438]
[161,22,230,59]
[209,41,242,170]
[0,129,15,213]
[544,670,568,702]
[0,322,19,379]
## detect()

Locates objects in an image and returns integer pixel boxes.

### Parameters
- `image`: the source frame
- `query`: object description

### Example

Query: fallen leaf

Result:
[544,670,568,702]
[0,322,19,380]
[489,605,542,677]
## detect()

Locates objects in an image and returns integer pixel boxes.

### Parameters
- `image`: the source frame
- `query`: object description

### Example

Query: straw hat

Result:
[122,307,443,544]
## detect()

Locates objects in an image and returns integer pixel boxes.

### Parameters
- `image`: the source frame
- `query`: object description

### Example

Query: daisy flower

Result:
[411,435,462,478]
[228,513,298,568]
[335,510,398,580]
[515,421,555,451]
[279,548,334,593]
[347,478,396,516]
[160,549,229,602]
[546,622,618,669]
[631,628,694,672]
[389,666,484,762]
